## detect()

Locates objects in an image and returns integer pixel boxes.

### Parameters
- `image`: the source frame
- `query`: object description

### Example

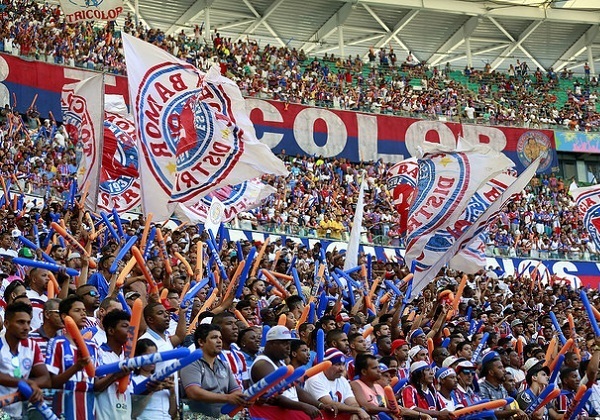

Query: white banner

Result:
[59,0,124,24]
[61,74,104,212]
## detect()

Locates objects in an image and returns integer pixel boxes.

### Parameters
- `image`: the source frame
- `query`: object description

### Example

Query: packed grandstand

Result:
[0,0,599,419]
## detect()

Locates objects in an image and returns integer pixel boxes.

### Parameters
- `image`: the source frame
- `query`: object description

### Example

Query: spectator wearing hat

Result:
[75,285,101,329]
[511,319,526,343]
[402,361,452,419]
[305,348,370,420]
[66,252,82,270]
[180,323,248,417]
[455,360,481,406]
[391,339,410,380]
[376,358,399,388]
[251,325,326,417]
[351,353,421,418]
[435,367,464,411]
[479,352,528,419]
[515,358,550,417]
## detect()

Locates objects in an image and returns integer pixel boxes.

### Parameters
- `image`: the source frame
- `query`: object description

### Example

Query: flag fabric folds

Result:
[571,184,600,252]
[408,157,541,298]
[98,95,141,213]
[122,33,287,221]
[61,74,104,212]
[174,179,276,224]
[386,157,418,236]
[404,147,514,278]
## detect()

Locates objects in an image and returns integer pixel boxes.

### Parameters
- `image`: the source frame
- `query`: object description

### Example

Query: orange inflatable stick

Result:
[64,316,95,378]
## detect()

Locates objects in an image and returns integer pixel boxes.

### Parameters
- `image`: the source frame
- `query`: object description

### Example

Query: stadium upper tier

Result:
[0,0,598,131]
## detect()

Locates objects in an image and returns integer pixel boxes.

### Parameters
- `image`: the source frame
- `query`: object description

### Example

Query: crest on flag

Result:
[387,157,418,235]
[99,96,141,213]
[571,185,600,252]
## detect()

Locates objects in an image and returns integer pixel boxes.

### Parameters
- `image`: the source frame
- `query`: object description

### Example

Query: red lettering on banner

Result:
[169,73,188,92]
[483,186,502,203]
[150,142,171,157]
[66,7,123,24]
[176,171,198,191]
[155,82,176,103]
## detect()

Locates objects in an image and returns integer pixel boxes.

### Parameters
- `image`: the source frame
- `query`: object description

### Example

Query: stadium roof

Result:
[119,0,600,72]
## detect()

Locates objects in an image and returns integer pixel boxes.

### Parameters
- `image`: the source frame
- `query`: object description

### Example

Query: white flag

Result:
[122,33,287,221]
[61,74,104,212]
[344,179,366,270]
[571,184,600,252]
[409,157,541,298]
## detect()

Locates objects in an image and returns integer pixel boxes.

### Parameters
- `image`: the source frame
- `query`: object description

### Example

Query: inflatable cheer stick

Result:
[384,385,401,415]
[111,208,125,239]
[139,213,153,251]
[291,268,305,303]
[109,235,138,274]
[50,222,97,269]
[524,384,557,415]
[17,381,58,420]
[580,290,600,337]
[532,388,560,415]
[562,384,587,420]
[117,298,143,393]
[236,247,256,298]
[97,348,190,376]
[393,378,408,394]
[543,337,557,367]
[155,228,172,275]
[181,278,209,309]
[116,257,136,289]
[100,212,120,241]
[265,361,332,399]
[130,246,158,293]
[550,339,574,372]
[454,399,510,417]
[222,365,293,417]
[569,389,592,420]
[471,332,490,363]
[0,390,21,408]
[550,312,567,345]
[250,238,269,277]
[316,329,325,363]
[63,316,95,378]
[12,257,79,278]
[174,252,194,277]
[549,354,564,384]
[134,349,204,394]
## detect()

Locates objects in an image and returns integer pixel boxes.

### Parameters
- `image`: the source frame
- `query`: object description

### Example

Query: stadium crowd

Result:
[0,2,599,419]
[1,0,599,131]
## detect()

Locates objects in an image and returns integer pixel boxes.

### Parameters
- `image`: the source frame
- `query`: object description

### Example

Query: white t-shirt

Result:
[96,344,132,420]
[131,374,171,419]
[139,329,178,402]
[0,336,45,418]
[305,371,354,403]
[26,289,47,331]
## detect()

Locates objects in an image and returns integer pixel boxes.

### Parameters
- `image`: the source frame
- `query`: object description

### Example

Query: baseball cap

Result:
[481,350,500,366]
[409,328,425,342]
[379,363,398,375]
[125,291,141,299]
[11,229,21,239]
[67,252,81,261]
[442,356,459,368]
[435,367,456,380]
[336,312,351,323]
[455,360,475,373]
[324,348,346,364]
[408,345,425,360]
[511,319,523,328]
[266,325,292,342]
[410,360,431,374]
[18,247,34,259]
[524,357,550,377]
[391,339,408,353]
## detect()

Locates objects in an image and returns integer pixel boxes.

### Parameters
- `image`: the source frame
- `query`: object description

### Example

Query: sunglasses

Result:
[84,290,98,297]
[461,369,475,375]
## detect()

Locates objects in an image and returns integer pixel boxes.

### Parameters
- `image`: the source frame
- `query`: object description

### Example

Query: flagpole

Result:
[92,73,106,214]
